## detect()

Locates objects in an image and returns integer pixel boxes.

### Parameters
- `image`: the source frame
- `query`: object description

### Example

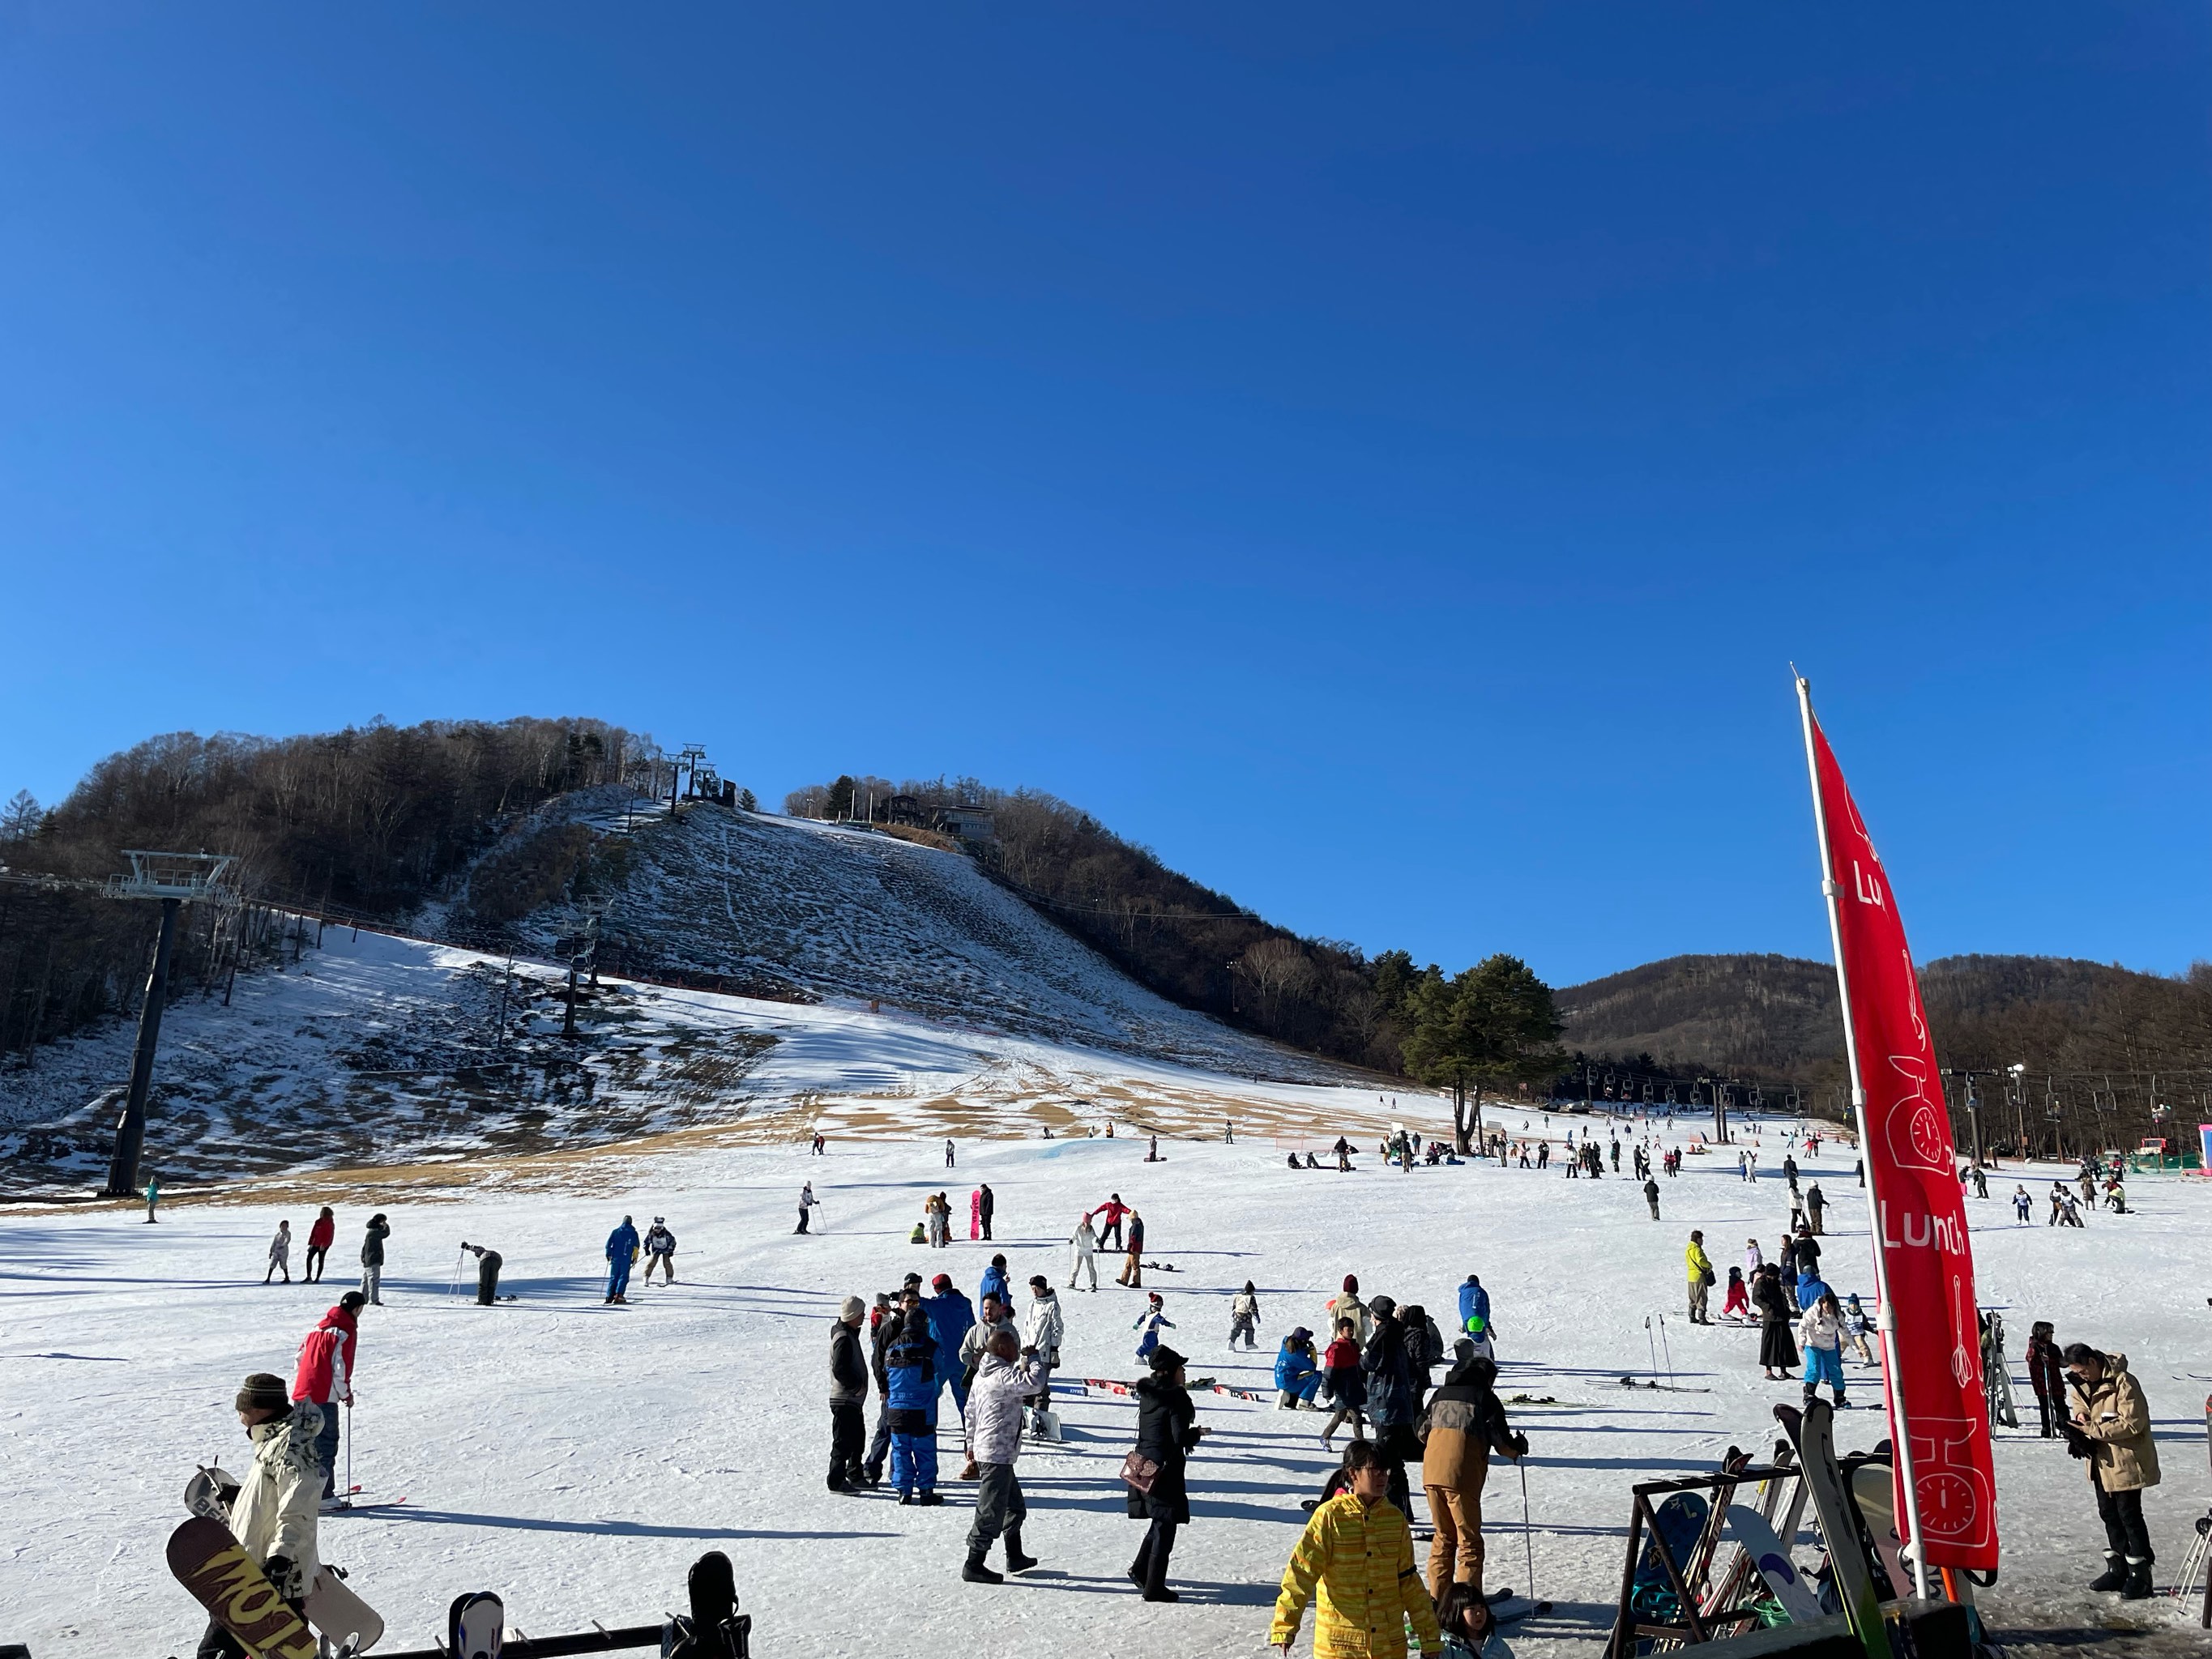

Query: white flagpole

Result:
[1796,673,1933,1602]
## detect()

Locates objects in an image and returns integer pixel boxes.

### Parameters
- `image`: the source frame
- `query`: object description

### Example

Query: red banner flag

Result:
[1799,686,1998,1575]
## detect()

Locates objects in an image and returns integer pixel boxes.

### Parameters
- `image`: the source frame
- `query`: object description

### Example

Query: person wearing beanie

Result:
[828,1294,869,1493]
[1133,1291,1176,1361]
[1326,1275,1371,1346]
[1230,1281,1262,1350]
[1361,1296,1420,1516]
[358,1213,390,1306]
[1126,1345,1204,1601]
[196,1372,322,1653]
[290,1291,365,1500]
[925,1273,978,1418]
[604,1213,640,1303]
[960,1328,1048,1583]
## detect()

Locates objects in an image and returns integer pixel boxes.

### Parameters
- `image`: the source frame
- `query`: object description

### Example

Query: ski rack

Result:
[378,1623,662,1657]
[1607,1461,1795,1658]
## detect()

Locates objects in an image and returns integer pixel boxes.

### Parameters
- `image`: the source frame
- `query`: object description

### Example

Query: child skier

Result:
[1133,1292,1176,1360]
[1229,1281,1262,1350]
[1842,1294,1875,1363]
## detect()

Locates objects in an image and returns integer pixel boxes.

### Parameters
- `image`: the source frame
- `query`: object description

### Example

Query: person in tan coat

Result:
[1326,1275,1372,1346]
[1417,1346,1525,1600]
[2064,1345,2159,1599]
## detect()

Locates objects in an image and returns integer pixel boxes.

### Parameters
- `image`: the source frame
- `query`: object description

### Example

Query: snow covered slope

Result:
[0,795,1373,1194]
[3,1128,2206,1657]
[0,925,1397,1196]
[504,795,1334,1077]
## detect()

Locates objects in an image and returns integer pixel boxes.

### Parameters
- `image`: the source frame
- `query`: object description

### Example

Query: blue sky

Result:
[2,6,2205,987]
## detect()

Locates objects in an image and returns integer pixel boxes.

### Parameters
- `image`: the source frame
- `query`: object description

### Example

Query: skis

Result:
[1619,1375,1712,1394]
[326,1491,411,1513]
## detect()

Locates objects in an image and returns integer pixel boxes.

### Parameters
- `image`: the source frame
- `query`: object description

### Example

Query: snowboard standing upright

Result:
[450,1590,504,1659]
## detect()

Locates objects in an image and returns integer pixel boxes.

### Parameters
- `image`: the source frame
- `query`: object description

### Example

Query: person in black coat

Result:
[1360,1296,1420,1517]
[829,1296,869,1492]
[1126,1345,1204,1602]
[1753,1265,1798,1380]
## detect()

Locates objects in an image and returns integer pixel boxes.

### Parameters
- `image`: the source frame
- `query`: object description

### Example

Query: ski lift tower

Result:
[100,851,233,1196]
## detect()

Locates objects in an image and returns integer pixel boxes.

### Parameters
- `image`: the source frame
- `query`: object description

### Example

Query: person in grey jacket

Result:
[828,1295,869,1493]
[961,1331,1047,1583]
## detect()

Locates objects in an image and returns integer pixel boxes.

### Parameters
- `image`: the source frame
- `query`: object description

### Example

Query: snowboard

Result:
[449,1590,503,1659]
[167,1516,318,1659]
[184,1465,237,1522]
[664,1550,752,1659]
[1847,1460,1907,1600]
[307,1567,384,1654]
[1723,1504,1822,1623]
[1774,1402,1890,1659]
[1682,1448,1752,1597]
[1628,1491,1709,1624]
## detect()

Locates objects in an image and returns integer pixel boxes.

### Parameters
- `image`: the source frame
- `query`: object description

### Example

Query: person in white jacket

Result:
[1023,1277,1065,1433]
[264,1222,293,1286]
[960,1332,1047,1583]
[199,1371,322,1655]
[1796,1290,1849,1410]
[1068,1213,1099,1292]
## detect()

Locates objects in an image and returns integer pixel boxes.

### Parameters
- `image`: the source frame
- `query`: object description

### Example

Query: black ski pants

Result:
[2033,1391,2058,1437]
[2095,1478,2154,1564]
[198,1619,248,1659]
[304,1246,327,1281]
[829,1398,865,1488]
[865,1396,895,1477]
[1132,1516,1177,1594]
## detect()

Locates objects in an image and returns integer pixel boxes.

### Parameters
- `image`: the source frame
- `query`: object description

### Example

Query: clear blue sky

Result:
[2,6,2205,987]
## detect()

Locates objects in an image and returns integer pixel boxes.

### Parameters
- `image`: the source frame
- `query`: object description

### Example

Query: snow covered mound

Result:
[505,798,1339,1080]
[0,924,1397,1196]
[4,1129,2206,1658]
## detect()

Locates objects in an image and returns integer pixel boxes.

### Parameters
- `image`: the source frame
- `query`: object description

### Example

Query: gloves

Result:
[1510,1433,1530,1458]
[263,1555,299,1599]
[2063,1427,2095,1461]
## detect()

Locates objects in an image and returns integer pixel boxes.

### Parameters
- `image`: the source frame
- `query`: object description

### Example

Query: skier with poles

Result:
[604,1214,640,1304]
[1068,1211,1100,1291]
[1420,1341,1526,1601]
[641,1218,677,1281]
[290,1291,362,1501]
[796,1182,821,1235]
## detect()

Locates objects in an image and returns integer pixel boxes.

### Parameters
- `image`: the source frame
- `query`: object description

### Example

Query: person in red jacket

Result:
[1093,1195,1129,1252]
[293,1292,363,1500]
[304,1206,336,1284]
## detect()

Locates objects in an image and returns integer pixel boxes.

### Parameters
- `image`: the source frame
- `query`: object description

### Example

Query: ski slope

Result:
[2,1126,2206,1657]
[0,800,1366,1196]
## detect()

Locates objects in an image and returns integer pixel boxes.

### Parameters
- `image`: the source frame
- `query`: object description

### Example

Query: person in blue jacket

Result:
[885,1289,943,1504]
[978,1253,1010,1310]
[925,1273,977,1415]
[1275,1326,1321,1409]
[1457,1274,1492,1341]
[604,1214,640,1304]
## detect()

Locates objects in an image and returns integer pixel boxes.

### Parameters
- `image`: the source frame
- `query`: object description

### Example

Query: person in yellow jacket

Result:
[1685,1230,1714,1325]
[1270,1441,1442,1658]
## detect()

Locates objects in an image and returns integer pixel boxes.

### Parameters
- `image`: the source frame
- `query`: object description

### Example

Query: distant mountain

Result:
[1557,951,2210,1149]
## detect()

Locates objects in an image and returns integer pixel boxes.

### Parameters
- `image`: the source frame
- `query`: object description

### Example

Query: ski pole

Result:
[1519,1457,1552,1614]
[1645,1316,1659,1380]
[1658,1313,1675,1389]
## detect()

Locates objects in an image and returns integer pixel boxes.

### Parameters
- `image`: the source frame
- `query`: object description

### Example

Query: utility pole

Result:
[1944,1067,1992,1169]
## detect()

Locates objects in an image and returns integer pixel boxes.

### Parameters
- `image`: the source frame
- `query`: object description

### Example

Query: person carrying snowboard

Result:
[642,1218,677,1281]
[358,1213,389,1306]
[265,1221,293,1285]
[960,1329,1048,1581]
[604,1214,639,1303]
[290,1291,363,1499]
[1069,1211,1100,1291]
[194,1373,324,1657]
[305,1206,335,1282]
[1269,1439,1441,1658]
[1230,1281,1262,1350]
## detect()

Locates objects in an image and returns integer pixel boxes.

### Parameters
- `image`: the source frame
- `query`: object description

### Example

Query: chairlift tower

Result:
[100,851,233,1196]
